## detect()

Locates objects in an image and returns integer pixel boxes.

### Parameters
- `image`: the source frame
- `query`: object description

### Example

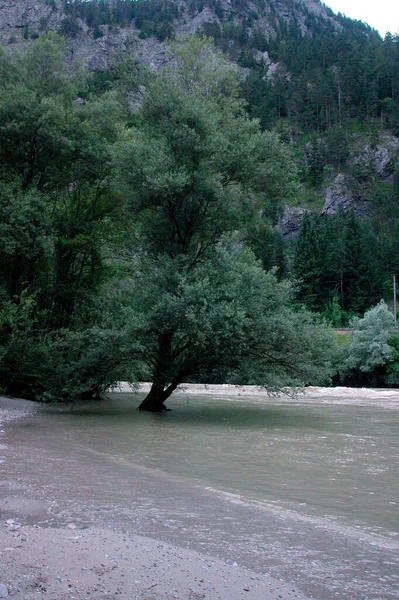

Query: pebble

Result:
[0,584,8,598]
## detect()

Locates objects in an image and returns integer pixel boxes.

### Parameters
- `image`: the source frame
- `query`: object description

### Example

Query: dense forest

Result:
[1,1,399,405]
[63,0,399,132]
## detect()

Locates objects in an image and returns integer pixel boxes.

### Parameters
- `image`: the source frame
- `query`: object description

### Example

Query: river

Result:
[1,388,399,599]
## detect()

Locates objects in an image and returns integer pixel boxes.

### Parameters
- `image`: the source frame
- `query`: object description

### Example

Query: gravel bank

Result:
[0,521,310,600]
[114,382,399,399]
[0,396,37,426]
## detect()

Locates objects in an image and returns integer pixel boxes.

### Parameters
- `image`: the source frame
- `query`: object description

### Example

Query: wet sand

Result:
[0,395,309,600]
[1,521,309,600]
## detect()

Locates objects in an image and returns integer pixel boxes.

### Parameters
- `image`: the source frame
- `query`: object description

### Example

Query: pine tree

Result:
[292,213,324,311]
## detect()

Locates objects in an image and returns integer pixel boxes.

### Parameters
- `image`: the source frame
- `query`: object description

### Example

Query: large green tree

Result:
[115,38,334,411]
[0,34,129,399]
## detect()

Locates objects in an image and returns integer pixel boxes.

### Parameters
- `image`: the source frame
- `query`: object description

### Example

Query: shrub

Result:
[339,300,395,384]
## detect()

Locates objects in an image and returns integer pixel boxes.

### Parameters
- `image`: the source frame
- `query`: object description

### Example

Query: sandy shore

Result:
[0,522,309,600]
[0,395,310,600]
[0,395,37,424]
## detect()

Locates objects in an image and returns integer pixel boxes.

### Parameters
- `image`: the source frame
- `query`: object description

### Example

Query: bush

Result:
[0,318,137,402]
[60,16,81,38]
[93,27,104,40]
[339,300,395,385]
[385,332,399,386]
[36,327,135,402]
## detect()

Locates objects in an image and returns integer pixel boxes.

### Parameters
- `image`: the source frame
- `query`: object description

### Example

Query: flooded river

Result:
[1,389,399,599]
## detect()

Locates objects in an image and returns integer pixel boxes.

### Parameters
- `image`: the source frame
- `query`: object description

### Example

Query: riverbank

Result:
[0,395,310,600]
[0,395,37,425]
[114,382,399,398]
[1,521,309,600]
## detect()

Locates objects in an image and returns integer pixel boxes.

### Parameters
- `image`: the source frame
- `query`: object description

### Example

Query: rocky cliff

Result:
[0,0,341,70]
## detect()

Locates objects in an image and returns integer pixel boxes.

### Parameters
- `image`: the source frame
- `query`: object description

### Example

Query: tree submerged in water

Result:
[119,242,335,412]
[114,38,335,411]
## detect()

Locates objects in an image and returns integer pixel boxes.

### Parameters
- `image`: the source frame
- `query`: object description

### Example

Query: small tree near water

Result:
[340,301,396,380]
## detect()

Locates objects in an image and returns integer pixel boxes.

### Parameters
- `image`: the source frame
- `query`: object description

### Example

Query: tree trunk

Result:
[138,380,168,412]
[138,379,179,412]
[137,332,180,412]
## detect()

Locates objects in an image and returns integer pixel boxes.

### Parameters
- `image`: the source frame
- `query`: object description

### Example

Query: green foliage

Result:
[0,291,49,399]
[0,184,51,301]
[385,332,399,386]
[21,33,73,99]
[324,126,350,171]
[0,34,316,405]
[240,16,399,137]
[292,211,384,316]
[64,0,179,41]
[303,141,325,186]
[60,16,82,38]
[120,241,334,397]
[339,301,395,381]
[35,325,139,402]
[116,40,297,262]
[113,40,333,409]
[334,331,350,348]
[93,26,104,39]
[324,296,346,328]
[0,35,127,401]
[292,213,323,311]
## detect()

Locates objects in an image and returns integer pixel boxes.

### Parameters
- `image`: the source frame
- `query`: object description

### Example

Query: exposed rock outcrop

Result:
[0,0,63,30]
[322,173,372,217]
[353,134,399,184]
[278,205,307,239]
[71,29,172,72]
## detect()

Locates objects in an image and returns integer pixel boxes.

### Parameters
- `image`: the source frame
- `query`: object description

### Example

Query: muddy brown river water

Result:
[1,389,399,599]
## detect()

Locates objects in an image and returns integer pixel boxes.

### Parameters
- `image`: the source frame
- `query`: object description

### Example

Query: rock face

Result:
[0,0,174,71]
[0,0,343,71]
[0,0,64,32]
[322,173,371,217]
[71,29,172,72]
[321,134,399,216]
[354,134,399,184]
[278,205,307,239]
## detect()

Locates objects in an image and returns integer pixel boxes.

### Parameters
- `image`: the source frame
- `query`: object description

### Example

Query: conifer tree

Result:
[292,213,324,311]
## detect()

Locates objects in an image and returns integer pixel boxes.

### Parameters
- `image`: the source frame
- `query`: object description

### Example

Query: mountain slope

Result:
[1,0,399,320]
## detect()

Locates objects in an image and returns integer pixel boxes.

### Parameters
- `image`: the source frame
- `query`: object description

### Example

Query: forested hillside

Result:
[7,0,396,321]
[1,1,399,401]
